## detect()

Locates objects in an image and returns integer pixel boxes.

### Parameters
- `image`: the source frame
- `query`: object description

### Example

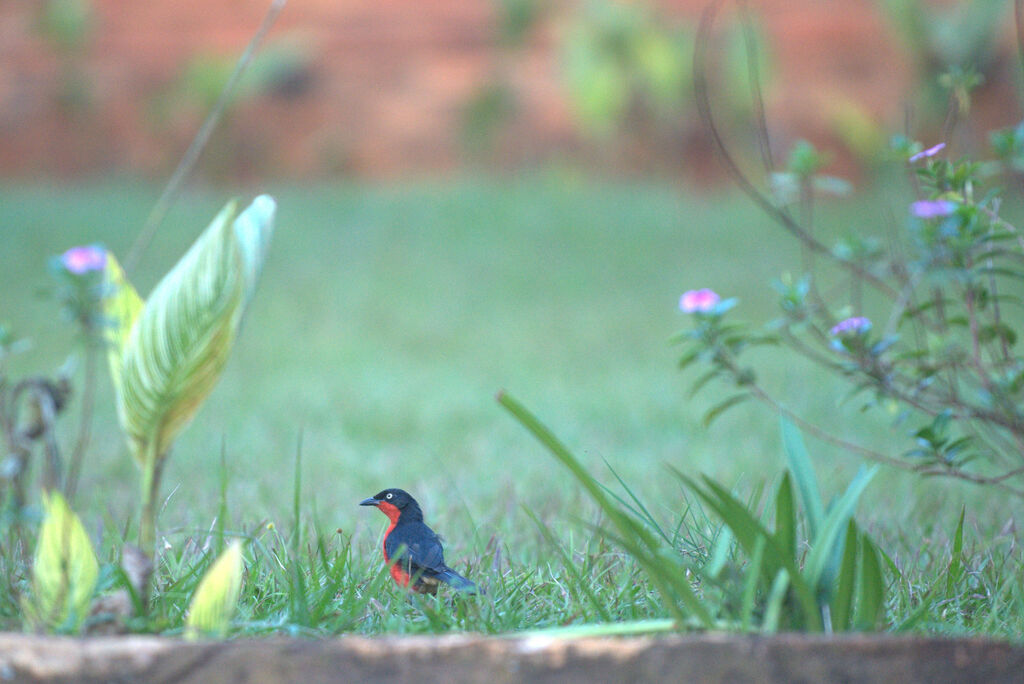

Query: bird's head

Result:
[359,488,421,522]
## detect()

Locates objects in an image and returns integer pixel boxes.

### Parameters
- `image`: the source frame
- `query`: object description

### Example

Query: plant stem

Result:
[139,447,166,560]
[65,341,98,502]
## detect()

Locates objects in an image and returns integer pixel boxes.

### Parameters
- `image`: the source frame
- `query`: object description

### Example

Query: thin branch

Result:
[693,0,898,299]
[1017,0,1024,110]
[123,0,288,273]
[744,381,1024,498]
[736,0,774,174]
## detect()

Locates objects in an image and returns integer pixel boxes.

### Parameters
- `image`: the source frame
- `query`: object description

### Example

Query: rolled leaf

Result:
[185,541,245,639]
[105,196,276,463]
[24,491,99,632]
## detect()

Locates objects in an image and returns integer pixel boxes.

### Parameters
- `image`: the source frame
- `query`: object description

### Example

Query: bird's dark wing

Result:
[385,522,447,576]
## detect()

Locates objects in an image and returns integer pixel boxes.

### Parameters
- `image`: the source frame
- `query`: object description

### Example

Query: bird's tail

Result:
[437,567,479,594]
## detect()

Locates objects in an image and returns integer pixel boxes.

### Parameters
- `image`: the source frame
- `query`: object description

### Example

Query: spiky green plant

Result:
[103,196,275,556]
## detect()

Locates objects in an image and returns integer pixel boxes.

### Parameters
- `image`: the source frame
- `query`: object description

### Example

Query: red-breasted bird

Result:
[360,488,477,595]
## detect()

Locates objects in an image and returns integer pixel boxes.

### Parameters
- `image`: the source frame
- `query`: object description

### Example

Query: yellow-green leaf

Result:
[185,541,244,639]
[23,491,99,633]
[102,252,144,404]
[107,196,276,463]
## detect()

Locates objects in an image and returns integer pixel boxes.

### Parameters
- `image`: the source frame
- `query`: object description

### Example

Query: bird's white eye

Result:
[386,493,393,499]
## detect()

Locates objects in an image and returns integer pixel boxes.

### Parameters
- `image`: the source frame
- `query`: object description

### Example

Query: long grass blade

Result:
[497,391,713,627]
[740,534,766,631]
[774,473,796,561]
[523,508,613,622]
[946,505,966,595]
[855,532,886,631]
[832,520,859,631]
[780,416,824,539]
[802,466,878,599]
[762,569,790,634]
[676,471,821,630]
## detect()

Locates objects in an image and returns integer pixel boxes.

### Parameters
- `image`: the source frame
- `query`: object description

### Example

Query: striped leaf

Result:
[104,196,276,463]
[102,253,143,405]
[23,491,99,632]
[185,541,245,639]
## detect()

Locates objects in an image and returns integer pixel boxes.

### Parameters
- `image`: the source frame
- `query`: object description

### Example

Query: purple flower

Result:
[679,288,721,313]
[910,199,957,219]
[60,245,106,275]
[909,142,946,163]
[830,316,872,337]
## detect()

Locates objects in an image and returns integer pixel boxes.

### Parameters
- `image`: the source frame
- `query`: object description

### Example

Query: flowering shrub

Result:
[675,131,1024,497]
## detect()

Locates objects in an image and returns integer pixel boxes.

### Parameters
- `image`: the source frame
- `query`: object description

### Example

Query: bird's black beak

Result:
[359,497,381,507]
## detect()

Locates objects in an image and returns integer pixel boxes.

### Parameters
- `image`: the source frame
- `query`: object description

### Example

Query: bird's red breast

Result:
[377,501,411,587]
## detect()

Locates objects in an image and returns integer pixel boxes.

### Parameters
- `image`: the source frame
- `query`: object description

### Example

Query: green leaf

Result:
[688,368,721,398]
[780,417,824,539]
[854,533,885,631]
[676,346,701,370]
[677,472,822,630]
[498,392,714,627]
[945,505,966,594]
[762,569,790,634]
[803,466,878,600]
[511,618,678,640]
[185,541,245,639]
[831,520,859,631]
[102,253,144,405]
[705,526,734,579]
[24,491,99,633]
[107,196,276,463]
[773,473,796,561]
[740,534,766,632]
[702,393,749,427]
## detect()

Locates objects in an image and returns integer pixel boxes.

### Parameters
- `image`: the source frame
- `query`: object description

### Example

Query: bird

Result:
[359,488,477,595]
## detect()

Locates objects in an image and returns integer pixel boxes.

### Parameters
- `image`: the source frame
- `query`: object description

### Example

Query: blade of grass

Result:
[288,432,309,627]
[216,438,229,555]
[855,532,886,631]
[774,473,796,561]
[832,520,859,631]
[510,618,678,639]
[600,458,674,546]
[705,526,734,579]
[740,534,766,631]
[674,470,821,631]
[497,391,713,628]
[780,416,824,539]
[802,466,878,598]
[523,508,613,622]
[946,505,966,595]
[762,569,790,634]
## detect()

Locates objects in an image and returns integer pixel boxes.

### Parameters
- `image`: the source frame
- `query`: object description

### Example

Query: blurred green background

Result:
[1,176,1009,552]
[2,0,1022,550]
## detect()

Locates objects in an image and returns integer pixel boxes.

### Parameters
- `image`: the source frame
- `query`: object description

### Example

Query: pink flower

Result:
[910,200,957,219]
[909,142,946,163]
[679,288,720,313]
[830,316,871,336]
[60,245,106,274]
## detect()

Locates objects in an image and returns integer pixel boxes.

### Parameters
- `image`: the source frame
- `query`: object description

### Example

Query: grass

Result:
[1,175,1022,638]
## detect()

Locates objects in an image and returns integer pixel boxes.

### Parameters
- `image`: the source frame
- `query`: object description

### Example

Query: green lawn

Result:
[1,176,1020,636]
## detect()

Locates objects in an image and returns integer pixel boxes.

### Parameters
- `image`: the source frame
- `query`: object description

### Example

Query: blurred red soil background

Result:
[0,0,1019,181]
